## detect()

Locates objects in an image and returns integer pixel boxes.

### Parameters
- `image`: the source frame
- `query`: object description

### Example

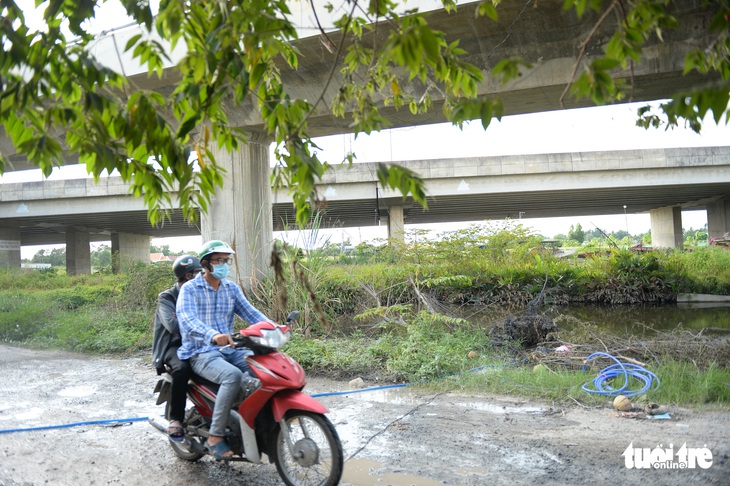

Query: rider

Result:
[176,239,271,461]
[152,254,203,440]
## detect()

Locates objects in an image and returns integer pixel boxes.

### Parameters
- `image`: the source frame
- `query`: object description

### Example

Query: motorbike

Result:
[149,311,344,486]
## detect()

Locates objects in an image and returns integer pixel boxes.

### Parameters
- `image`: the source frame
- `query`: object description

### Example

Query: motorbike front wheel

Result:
[271,411,344,486]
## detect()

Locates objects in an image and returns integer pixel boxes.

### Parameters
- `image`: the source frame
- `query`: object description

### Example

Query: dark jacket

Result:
[152,284,181,374]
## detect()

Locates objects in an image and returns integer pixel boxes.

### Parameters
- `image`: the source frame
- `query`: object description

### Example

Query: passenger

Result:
[152,254,203,440]
[176,239,271,461]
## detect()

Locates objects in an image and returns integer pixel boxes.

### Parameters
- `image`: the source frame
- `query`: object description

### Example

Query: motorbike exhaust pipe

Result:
[148,416,169,435]
[148,417,198,452]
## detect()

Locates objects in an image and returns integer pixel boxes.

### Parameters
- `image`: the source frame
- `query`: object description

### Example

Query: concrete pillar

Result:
[202,137,274,289]
[650,206,683,249]
[0,221,21,270]
[387,204,405,242]
[66,229,91,275]
[706,197,730,240]
[111,232,151,273]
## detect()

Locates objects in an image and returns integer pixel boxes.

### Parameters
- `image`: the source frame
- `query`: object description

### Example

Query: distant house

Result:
[150,253,173,263]
[21,263,53,270]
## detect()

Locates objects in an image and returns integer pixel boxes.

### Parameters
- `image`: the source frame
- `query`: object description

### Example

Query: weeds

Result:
[3,223,730,407]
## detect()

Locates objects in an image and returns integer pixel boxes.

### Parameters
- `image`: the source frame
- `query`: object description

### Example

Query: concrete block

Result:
[87,178,110,196]
[619,158,643,169]
[452,159,480,177]
[500,155,526,174]
[704,153,723,166]
[476,158,503,176]
[407,160,433,174]
[663,152,681,167]
[334,165,373,183]
[429,162,455,178]
[547,153,573,172]
[42,180,67,199]
[584,151,620,170]
[687,154,713,166]
[0,188,23,202]
[638,151,667,168]
[570,152,589,170]
[21,182,45,200]
[106,177,130,195]
[617,150,645,169]
[62,179,88,197]
[524,155,550,174]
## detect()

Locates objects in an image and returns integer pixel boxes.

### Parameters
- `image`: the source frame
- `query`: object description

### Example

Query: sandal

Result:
[168,421,185,441]
[205,439,234,461]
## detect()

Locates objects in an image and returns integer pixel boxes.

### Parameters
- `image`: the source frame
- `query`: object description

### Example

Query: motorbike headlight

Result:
[250,327,291,349]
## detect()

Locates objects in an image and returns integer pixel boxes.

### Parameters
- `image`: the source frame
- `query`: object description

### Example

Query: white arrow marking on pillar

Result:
[324,185,337,197]
[16,202,28,213]
[457,180,470,191]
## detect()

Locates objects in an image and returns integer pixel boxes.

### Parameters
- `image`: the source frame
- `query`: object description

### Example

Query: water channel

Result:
[457,301,730,336]
[549,302,730,333]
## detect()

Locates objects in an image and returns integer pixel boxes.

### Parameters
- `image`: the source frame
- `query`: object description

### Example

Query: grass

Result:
[374,357,730,410]
[281,315,730,409]
[2,227,730,409]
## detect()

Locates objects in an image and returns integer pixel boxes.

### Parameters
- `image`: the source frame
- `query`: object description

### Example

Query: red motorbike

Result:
[150,311,343,486]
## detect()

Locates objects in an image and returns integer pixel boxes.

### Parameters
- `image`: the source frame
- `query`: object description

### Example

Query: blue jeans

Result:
[189,347,254,438]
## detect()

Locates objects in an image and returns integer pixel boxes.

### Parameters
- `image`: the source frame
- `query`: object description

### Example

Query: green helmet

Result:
[199,240,236,261]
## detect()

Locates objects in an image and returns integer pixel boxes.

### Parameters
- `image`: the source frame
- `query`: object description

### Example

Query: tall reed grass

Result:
[2,223,729,407]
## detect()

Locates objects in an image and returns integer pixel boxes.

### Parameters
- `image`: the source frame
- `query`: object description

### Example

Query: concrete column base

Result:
[0,221,21,270]
[202,138,273,289]
[706,197,730,240]
[650,206,683,249]
[111,233,150,273]
[66,230,91,275]
[112,233,150,273]
[387,204,405,242]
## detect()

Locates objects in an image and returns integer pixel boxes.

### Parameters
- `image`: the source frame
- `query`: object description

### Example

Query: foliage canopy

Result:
[1,0,728,226]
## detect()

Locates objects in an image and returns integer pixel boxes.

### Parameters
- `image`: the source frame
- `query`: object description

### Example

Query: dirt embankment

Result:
[0,345,728,486]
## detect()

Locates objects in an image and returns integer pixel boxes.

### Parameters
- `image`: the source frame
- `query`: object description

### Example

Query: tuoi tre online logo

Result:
[623,442,713,469]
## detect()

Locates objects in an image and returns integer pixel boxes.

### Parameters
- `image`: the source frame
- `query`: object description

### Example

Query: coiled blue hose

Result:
[581,352,660,398]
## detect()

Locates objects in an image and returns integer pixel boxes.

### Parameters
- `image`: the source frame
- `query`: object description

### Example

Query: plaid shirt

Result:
[176,272,270,360]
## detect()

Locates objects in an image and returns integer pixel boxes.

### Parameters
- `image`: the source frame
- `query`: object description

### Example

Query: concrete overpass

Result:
[1,146,729,275]
[0,0,723,281]
[1,0,717,169]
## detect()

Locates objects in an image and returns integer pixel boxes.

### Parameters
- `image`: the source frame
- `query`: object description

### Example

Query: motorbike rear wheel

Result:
[167,405,205,462]
[271,411,343,486]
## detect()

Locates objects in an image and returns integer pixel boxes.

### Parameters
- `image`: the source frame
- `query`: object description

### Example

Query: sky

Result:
[6,1,730,258]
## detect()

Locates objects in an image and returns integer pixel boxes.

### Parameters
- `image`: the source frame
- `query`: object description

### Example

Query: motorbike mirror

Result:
[286,310,300,323]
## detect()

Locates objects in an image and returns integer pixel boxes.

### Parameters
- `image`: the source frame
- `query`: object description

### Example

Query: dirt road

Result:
[0,345,727,485]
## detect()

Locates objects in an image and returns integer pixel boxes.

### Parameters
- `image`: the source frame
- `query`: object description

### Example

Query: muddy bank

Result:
[0,345,728,485]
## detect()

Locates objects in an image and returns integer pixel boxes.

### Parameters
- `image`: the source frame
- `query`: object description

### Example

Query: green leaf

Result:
[124,34,142,52]
[476,2,499,22]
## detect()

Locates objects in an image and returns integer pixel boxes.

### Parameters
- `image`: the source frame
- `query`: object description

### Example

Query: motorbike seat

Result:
[189,372,221,392]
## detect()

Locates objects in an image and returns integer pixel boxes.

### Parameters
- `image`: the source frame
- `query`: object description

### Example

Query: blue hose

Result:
[0,364,497,435]
[581,352,660,398]
[0,417,149,435]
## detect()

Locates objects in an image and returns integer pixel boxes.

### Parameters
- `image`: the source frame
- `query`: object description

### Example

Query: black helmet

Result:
[173,254,204,280]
